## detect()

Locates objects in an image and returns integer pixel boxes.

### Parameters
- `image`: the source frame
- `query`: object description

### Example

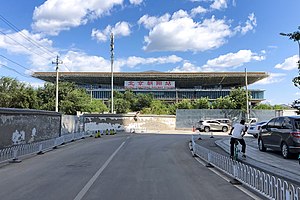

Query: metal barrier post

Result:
[230,163,241,185]
[206,152,214,168]
[9,149,21,163]
[37,143,44,155]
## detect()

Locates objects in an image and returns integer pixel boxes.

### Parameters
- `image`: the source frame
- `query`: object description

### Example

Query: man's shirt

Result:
[231,123,246,139]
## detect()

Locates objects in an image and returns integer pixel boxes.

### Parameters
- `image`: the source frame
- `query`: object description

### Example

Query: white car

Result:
[247,121,267,138]
[196,120,229,132]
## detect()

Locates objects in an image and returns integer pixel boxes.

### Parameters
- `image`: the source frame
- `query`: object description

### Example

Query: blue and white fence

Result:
[191,135,300,200]
[0,132,93,163]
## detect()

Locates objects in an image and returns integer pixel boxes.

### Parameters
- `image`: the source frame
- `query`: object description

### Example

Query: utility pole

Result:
[110,32,114,114]
[245,68,250,121]
[52,55,63,112]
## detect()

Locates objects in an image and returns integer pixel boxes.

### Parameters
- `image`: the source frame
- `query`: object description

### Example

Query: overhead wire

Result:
[0,29,51,61]
[0,14,72,73]
[0,63,32,78]
[0,54,34,72]
[0,14,56,58]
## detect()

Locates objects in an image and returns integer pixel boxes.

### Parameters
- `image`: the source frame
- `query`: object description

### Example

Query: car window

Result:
[267,118,276,128]
[274,117,284,129]
[282,117,293,129]
[293,119,300,129]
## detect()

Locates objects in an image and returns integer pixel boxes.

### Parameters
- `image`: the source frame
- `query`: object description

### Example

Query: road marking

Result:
[194,157,262,200]
[74,140,126,200]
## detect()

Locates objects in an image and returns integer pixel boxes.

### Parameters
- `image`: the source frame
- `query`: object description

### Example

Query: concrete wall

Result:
[176,109,277,129]
[83,114,176,133]
[0,108,61,148]
[61,115,83,135]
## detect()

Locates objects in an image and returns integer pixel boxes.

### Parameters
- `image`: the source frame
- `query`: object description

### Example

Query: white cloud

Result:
[61,51,113,72]
[142,15,232,52]
[234,13,257,35]
[191,6,207,16]
[138,14,170,30]
[58,52,183,72]
[169,50,265,72]
[210,0,228,10]
[139,7,256,53]
[129,0,143,5]
[0,29,56,69]
[275,55,299,70]
[169,61,201,72]
[117,55,183,68]
[172,10,189,19]
[202,49,265,70]
[91,21,131,42]
[32,0,124,35]
[253,73,286,85]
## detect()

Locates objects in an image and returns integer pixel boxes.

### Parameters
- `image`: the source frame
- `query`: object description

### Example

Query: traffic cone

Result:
[192,126,195,132]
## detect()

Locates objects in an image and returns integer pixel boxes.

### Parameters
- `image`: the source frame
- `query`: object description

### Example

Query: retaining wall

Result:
[176,109,277,129]
[0,108,61,148]
[83,114,176,133]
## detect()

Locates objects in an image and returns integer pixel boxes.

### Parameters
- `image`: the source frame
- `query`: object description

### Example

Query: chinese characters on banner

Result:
[124,81,175,89]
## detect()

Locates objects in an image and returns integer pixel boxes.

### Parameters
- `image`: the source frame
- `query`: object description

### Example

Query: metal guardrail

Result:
[0,132,93,163]
[191,135,300,200]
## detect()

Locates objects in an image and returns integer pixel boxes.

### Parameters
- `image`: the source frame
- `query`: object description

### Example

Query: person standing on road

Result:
[229,119,247,159]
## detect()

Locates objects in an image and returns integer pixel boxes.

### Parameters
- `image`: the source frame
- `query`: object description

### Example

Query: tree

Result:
[192,97,210,109]
[131,93,153,111]
[37,82,93,114]
[281,27,300,111]
[141,100,169,115]
[212,96,236,109]
[84,99,108,113]
[175,99,192,109]
[114,98,131,114]
[253,103,273,110]
[229,87,249,111]
[0,77,39,109]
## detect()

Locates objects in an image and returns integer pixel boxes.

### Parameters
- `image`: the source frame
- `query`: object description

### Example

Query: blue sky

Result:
[0,0,300,105]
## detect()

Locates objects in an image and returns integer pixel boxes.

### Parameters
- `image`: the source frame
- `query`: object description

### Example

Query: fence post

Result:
[9,149,22,163]
[230,163,241,185]
[206,151,214,168]
[37,143,44,155]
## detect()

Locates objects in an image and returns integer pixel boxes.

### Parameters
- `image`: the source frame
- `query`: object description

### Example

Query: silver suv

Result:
[196,120,229,132]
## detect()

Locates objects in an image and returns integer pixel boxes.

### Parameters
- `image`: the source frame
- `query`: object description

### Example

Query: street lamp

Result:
[245,68,250,122]
[280,27,300,69]
[110,32,114,114]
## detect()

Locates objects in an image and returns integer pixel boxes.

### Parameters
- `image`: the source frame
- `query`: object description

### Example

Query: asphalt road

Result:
[0,133,257,200]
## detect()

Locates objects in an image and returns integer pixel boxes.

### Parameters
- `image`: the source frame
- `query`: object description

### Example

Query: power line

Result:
[0,63,32,78]
[0,14,56,58]
[0,54,34,72]
[0,30,51,61]
[0,15,72,73]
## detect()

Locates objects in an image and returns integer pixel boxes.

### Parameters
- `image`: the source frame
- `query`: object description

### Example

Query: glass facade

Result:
[85,87,265,103]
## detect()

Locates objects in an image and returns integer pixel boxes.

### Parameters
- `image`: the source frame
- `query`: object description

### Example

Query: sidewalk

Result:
[215,138,300,185]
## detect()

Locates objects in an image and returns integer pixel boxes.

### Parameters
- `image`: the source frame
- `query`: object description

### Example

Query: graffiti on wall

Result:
[12,130,25,145]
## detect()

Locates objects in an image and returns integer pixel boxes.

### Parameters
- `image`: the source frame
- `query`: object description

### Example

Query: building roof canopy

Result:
[32,71,268,88]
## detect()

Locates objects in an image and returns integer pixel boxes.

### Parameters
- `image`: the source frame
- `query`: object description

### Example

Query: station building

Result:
[33,71,268,105]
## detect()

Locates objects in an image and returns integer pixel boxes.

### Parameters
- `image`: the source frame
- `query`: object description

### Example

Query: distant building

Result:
[33,71,268,105]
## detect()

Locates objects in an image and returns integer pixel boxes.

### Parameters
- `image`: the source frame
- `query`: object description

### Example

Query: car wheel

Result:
[281,142,290,159]
[258,138,266,152]
[222,126,228,132]
[204,126,210,132]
